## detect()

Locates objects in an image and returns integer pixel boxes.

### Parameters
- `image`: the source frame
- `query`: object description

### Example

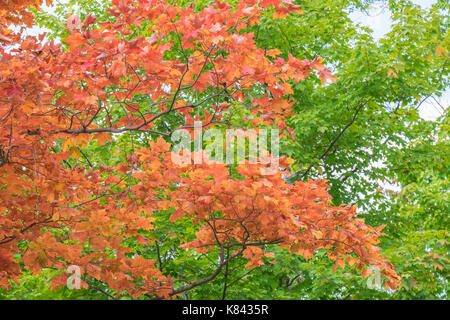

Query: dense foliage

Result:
[0,0,448,299]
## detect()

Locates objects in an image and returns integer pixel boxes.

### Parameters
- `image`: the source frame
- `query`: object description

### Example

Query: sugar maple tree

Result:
[0,0,399,298]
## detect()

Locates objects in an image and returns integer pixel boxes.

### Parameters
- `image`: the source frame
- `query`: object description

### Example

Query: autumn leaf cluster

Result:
[0,0,399,298]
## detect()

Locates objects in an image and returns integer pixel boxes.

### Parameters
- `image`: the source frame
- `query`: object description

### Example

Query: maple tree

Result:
[0,0,402,299]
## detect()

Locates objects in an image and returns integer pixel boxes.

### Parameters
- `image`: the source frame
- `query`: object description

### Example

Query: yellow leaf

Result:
[70,146,81,159]
[266,49,282,57]
[436,46,445,56]
[312,230,323,239]
[387,69,398,78]
[62,138,73,152]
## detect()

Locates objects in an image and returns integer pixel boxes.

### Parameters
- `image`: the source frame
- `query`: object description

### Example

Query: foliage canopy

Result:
[0,0,448,299]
